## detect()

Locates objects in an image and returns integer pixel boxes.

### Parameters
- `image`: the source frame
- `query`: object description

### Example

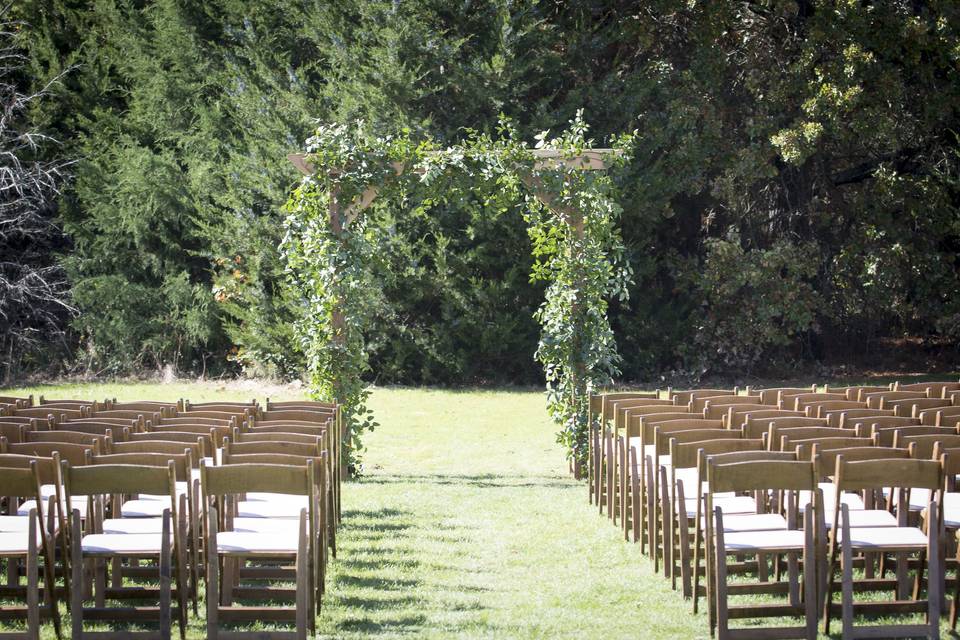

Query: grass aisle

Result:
[316,388,703,639]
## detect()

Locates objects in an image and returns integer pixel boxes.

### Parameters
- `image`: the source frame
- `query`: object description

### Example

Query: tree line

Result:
[6,0,960,384]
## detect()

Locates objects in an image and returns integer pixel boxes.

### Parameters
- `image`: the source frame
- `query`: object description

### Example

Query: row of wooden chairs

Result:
[588,380,960,638]
[0,394,342,640]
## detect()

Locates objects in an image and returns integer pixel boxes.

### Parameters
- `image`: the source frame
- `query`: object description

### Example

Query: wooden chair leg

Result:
[71,509,84,640]
[928,502,942,638]
[841,505,855,639]
[714,509,727,640]
[206,507,219,640]
[803,508,817,640]
[160,510,172,640]
[629,447,642,546]
[295,510,308,640]
[676,481,692,598]
[26,516,39,640]
[660,465,672,579]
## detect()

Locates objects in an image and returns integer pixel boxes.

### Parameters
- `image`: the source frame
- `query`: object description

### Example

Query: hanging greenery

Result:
[283,114,633,474]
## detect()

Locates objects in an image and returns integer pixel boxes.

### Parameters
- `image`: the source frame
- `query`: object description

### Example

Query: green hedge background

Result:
[10,0,960,383]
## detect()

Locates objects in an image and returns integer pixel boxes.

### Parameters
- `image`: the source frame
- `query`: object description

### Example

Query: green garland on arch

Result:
[282,114,634,474]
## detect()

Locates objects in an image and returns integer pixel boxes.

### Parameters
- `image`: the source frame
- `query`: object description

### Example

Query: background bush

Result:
[10,0,960,383]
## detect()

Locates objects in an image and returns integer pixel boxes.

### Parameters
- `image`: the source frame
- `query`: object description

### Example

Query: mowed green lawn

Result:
[1,381,706,639]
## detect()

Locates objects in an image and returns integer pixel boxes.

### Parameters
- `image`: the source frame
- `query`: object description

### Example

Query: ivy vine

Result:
[282,114,633,474]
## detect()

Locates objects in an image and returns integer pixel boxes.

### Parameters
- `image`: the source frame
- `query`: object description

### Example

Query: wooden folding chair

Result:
[0,461,61,639]
[649,422,731,572]
[919,405,960,426]
[63,460,186,640]
[803,400,865,418]
[692,395,761,416]
[887,396,952,418]
[668,388,738,407]
[693,449,793,616]
[621,410,697,543]
[708,456,820,640]
[869,424,958,448]
[201,461,317,639]
[767,425,848,451]
[670,437,765,599]
[822,456,943,638]
[895,381,960,396]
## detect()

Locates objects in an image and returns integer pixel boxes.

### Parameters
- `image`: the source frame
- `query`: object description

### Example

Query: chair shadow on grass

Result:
[325,506,496,635]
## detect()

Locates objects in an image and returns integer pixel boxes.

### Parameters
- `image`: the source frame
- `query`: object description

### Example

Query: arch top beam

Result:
[287,148,622,177]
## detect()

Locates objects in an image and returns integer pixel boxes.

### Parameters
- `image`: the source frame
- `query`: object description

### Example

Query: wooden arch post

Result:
[289,148,621,480]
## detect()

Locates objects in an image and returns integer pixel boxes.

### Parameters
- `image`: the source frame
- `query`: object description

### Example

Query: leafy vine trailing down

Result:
[282,114,633,474]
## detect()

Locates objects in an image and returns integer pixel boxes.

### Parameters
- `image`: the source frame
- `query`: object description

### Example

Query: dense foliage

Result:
[283,116,631,468]
[12,0,960,383]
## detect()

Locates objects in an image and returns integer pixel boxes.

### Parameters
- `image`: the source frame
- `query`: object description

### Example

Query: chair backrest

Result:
[805,400,865,417]
[106,438,203,461]
[898,433,960,460]
[625,413,703,439]
[917,405,960,426]
[223,439,323,458]
[201,460,314,498]
[174,409,248,422]
[788,436,874,456]
[617,402,685,431]
[727,408,804,429]
[109,402,177,418]
[54,422,120,437]
[183,400,258,411]
[849,416,920,436]
[707,457,814,494]
[654,428,734,457]
[68,417,139,429]
[781,392,846,411]
[823,385,890,401]
[862,390,927,409]
[743,416,827,439]
[669,438,764,472]
[870,424,957,447]
[0,395,31,408]
[265,398,336,411]
[91,409,160,422]
[243,423,329,437]
[62,462,177,528]
[230,429,324,446]
[125,430,214,457]
[668,388,736,407]
[826,408,894,428]
[14,407,78,423]
[691,395,761,414]
[1,438,98,466]
[0,453,58,488]
[755,386,817,406]
[885,397,951,417]
[895,381,960,396]
[0,463,44,521]
[160,416,234,427]
[769,425,847,450]
[639,418,723,445]
[88,451,191,481]
[24,428,110,449]
[835,456,941,492]
[0,422,24,442]
[703,402,760,422]
[810,446,908,482]
[148,423,231,440]
[599,392,659,423]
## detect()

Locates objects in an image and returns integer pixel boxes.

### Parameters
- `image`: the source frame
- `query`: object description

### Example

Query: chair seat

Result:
[217,530,300,555]
[121,499,171,518]
[101,518,168,535]
[826,509,898,529]
[0,515,31,532]
[244,492,310,504]
[722,529,806,552]
[685,495,756,519]
[799,485,864,513]
[837,526,928,550]
[81,533,166,555]
[883,487,930,512]
[0,531,33,555]
[941,493,960,528]
[718,513,787,533]
[232,518,302,534]
[136,481,190,501]
[236,500,304,519]
[18,498,69,517]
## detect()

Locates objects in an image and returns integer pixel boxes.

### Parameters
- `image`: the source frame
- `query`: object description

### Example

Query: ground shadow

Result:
[356,473,575,490]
